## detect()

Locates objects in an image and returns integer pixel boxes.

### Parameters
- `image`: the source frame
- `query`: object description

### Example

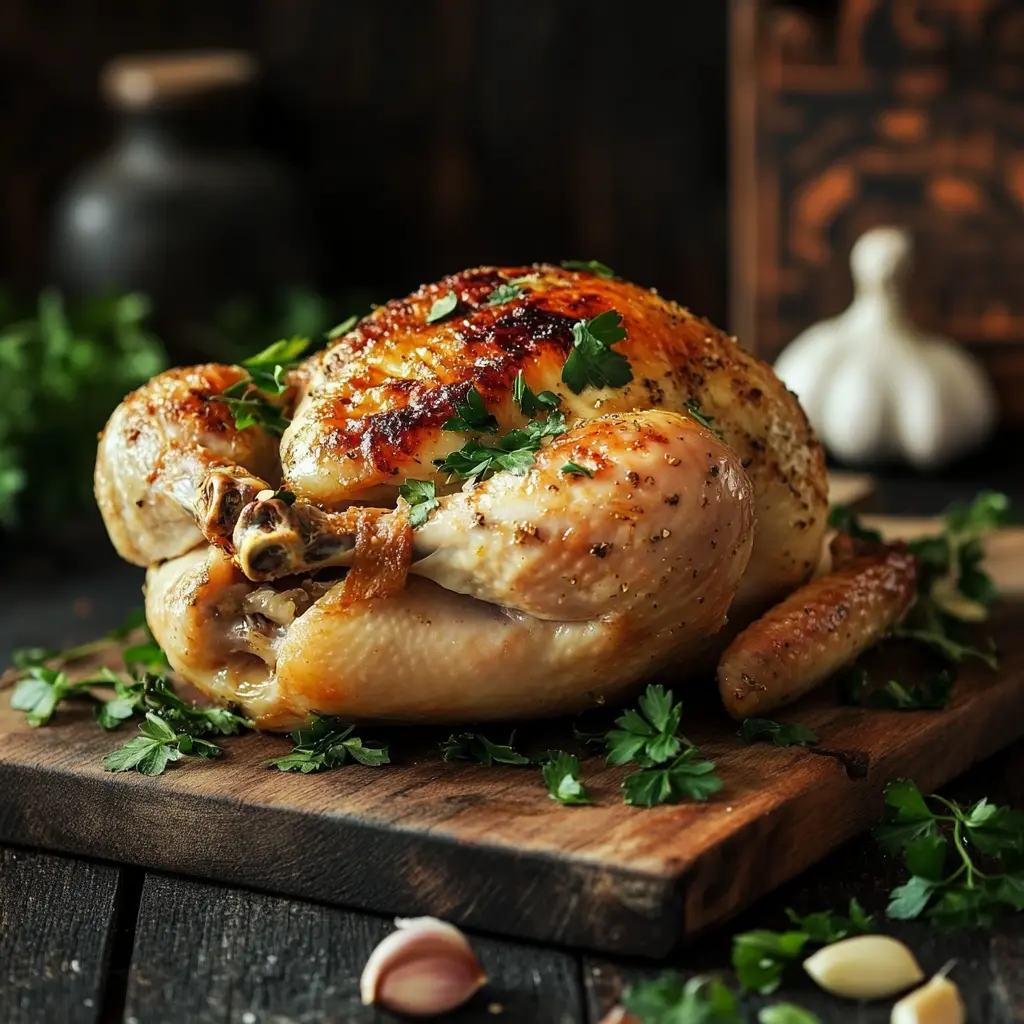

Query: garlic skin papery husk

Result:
[360,916,487,1017]
[774,226,997,469]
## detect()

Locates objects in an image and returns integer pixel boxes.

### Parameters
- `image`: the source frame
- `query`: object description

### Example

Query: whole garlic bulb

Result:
[774,227,997,469]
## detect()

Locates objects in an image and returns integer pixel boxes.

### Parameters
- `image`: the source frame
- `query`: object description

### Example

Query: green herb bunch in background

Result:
[0,288,166,529]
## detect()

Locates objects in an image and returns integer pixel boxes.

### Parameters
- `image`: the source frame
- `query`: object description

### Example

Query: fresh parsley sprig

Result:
[606,684,687,765]
[215,335,312,435]
[685,399,722,437]
[606,684,723,806]
[326,314,360,339]
[104,712,191,776]
[434,410,566,481]
[486,283,523,306]
[440,732,530,766]
[875,778,1024,928]
[11,668,103,728]
[759,1006,822,1024]
[623,748,722,807]
[10,608,167,727]
[620,974,741,1024]
[841,666,955,710]
[541,751,592,805]
[101,673,253,775]
[561,310,633,395]
[442,386,498,433]
[831,492,1009,696]
[738,718,818,748]
[732,899,873,993]
[266,716,390,773]
[426,291,458,324]
[561,462,593,478]
[399,479,440,528]
[560,259,616,279]
[512,370,560,417]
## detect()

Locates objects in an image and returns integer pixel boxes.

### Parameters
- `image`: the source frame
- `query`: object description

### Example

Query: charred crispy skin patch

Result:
[717,536,918,719]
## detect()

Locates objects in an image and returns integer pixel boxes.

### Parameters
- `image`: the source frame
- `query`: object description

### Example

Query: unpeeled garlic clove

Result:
[360,916,487,1017]
[891,973,966,1024]
[803,935,924,1000]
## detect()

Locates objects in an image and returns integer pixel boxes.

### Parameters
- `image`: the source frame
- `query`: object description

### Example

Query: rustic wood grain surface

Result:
[123,874,586,1024]
[1,574,1022,957]
[0,848,124,1024]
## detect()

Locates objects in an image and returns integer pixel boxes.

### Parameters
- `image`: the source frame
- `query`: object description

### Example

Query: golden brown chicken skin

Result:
[97,264,850,728]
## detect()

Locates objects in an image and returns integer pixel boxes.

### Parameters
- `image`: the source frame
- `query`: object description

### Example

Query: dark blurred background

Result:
[1,0,1023,555]
[0,0,729,319]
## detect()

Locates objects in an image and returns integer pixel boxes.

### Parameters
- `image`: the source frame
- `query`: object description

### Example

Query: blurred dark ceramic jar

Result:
[49,51,311,337]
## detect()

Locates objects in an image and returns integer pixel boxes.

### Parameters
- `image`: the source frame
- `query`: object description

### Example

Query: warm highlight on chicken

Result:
[96,263,910,729]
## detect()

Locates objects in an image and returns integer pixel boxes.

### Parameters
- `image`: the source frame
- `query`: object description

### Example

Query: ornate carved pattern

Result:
[734,0,1024,422]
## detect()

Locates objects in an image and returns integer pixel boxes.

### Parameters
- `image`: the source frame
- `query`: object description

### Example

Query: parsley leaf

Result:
[426,291,458,324]
[103,712,184,776]
[827,504,883,542]
[606,685,723,807]
[327,314,359,339]
[622,749,723,806]
[440,732,530,766]
[685,399,722,437]
[759,1006,823,1024]
[265,716,389,773]
[732,930,809,994]
[874,778,1024,927]
[269,488,296,505]
[214,335,312,435]
[138,674,250,737]
[541,751,592,805]
[512,370,560,417]
[399,479,440,528]
[560,259,616,279]
[561,462,593,478]
[621,973,741,1024]
[890,627,998,670]
[734,899,872,993]
[242,336,311,376]
[434,410,566,481]
[861,669,955,710]
[784,899,874,944]
[11,668,92,727]
[93,672,144,730]
[606,684,685,766]
[561,310,633,394]
[486,283,523,306]
[442,386,498,433]
[738,718,818,748]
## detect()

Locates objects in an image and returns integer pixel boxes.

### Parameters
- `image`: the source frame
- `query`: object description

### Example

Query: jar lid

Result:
[101,51,258,110]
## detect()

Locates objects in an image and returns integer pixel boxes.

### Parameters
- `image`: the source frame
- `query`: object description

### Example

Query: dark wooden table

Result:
[4,463,1024,1024]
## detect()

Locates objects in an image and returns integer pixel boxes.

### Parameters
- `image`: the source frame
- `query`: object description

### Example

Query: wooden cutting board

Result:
[0,519,1022,959]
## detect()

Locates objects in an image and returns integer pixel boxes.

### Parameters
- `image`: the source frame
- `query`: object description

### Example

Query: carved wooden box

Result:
[731,0,1024,426]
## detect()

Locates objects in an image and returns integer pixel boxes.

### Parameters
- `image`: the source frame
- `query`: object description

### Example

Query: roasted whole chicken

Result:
[95,265,916,729]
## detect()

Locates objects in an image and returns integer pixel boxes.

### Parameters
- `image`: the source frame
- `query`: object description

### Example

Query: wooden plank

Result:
[587,744,1024,1020]
[0,846,123,1024]
[1,602,1022,959]
[1,527,1022,958]
[123,874,585,1024]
